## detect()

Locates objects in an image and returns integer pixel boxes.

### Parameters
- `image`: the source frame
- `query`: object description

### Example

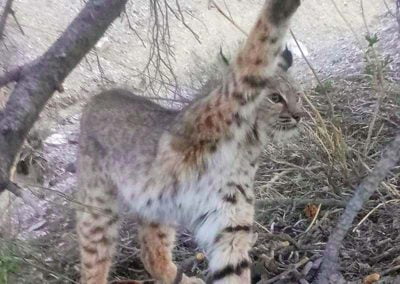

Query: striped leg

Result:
[77,172,119,284]
[139,222,205,284]
[196,203,254,284]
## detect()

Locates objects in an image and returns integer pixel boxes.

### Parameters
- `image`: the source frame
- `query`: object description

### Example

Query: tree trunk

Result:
[0,0,128,193]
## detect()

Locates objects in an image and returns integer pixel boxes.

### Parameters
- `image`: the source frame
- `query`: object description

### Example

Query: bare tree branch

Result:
[315,133,400,283]
[138,0,201,99]
[0,0,128,194]
[122,6,146,48]
[142,0,179,96]
[255,198,348,210]
[0,0,14,40]
[173,0,201,43]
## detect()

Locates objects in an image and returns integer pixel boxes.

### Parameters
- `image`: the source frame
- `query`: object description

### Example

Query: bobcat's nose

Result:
[292,111,307,122]
[292,113,301,122]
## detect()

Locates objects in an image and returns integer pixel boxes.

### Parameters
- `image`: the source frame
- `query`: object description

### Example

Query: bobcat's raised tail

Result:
[77,0,302,283]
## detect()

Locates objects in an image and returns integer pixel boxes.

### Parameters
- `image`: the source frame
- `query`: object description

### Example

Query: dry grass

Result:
[251,12,400,282]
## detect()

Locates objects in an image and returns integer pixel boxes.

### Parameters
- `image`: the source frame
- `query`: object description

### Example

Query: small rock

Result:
[68,139,79,145]
[66,162,76,173]
[44,133,68,145]
[28,220,47,232]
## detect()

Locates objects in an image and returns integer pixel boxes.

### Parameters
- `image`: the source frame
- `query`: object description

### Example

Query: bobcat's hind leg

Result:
[77,168,119,284]
[139,222,204,284]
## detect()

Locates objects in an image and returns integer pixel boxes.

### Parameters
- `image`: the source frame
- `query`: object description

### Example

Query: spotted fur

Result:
[76,0,301,283]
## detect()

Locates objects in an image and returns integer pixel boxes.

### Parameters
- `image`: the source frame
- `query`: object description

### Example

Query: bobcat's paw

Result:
[268,0,301,24]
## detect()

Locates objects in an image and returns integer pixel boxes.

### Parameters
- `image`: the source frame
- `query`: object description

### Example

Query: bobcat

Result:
[76,0,302,283]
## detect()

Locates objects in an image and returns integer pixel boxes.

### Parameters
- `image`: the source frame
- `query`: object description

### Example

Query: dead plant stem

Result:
[290,30,334,117]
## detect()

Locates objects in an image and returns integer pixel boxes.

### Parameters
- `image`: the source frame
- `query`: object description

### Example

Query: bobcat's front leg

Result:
[235,0,301,81]
[139,222,204,284]
[195,196,255,284]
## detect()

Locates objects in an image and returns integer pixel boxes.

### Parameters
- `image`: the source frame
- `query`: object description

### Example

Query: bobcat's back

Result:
[79,89,177,174]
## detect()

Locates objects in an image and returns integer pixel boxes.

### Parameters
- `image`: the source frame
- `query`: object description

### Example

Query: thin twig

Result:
[123,5,146,48]
[141,0,179,97]
[20,257,79,284]
[208,0,247,36]
[352,199,400,232]
[0,0,14,40]
[383,0,395,17]
[93,47,109,84]
[361,5,387,157]
[329,0,363,49]
[255,220,272,233]
[381,264,400,276]
[257,257,309,284]
[255,198,347,210]
[258,169,292,191]
[145,95,189,103]
[9,8,25,35]
[290,30,334,117]
[6,182,43,216]
[371,246,400,263]
[174,0,201,43]
[23,183,111,215]
[360,0,370,36]
[222,0,233,20]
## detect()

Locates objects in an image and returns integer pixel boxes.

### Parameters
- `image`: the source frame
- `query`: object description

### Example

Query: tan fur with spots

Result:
[76,0,301,283]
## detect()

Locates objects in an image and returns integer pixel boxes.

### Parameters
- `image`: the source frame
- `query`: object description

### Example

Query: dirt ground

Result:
[0,0,399,283]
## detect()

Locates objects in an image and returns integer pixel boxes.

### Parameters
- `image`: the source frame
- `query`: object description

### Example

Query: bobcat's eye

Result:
[270,93,284,104]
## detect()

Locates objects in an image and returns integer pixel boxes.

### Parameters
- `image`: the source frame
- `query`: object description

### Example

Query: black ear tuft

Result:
[278,46,293,71]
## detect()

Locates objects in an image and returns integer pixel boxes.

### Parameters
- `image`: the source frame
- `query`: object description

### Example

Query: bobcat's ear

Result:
[278,46,293,72]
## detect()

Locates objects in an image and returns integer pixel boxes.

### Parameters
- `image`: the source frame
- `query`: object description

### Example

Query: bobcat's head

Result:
[257,47,304,142]
[208,46,303,142]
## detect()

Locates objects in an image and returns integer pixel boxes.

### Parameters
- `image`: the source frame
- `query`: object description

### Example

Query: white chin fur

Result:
[270,128,299,144]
